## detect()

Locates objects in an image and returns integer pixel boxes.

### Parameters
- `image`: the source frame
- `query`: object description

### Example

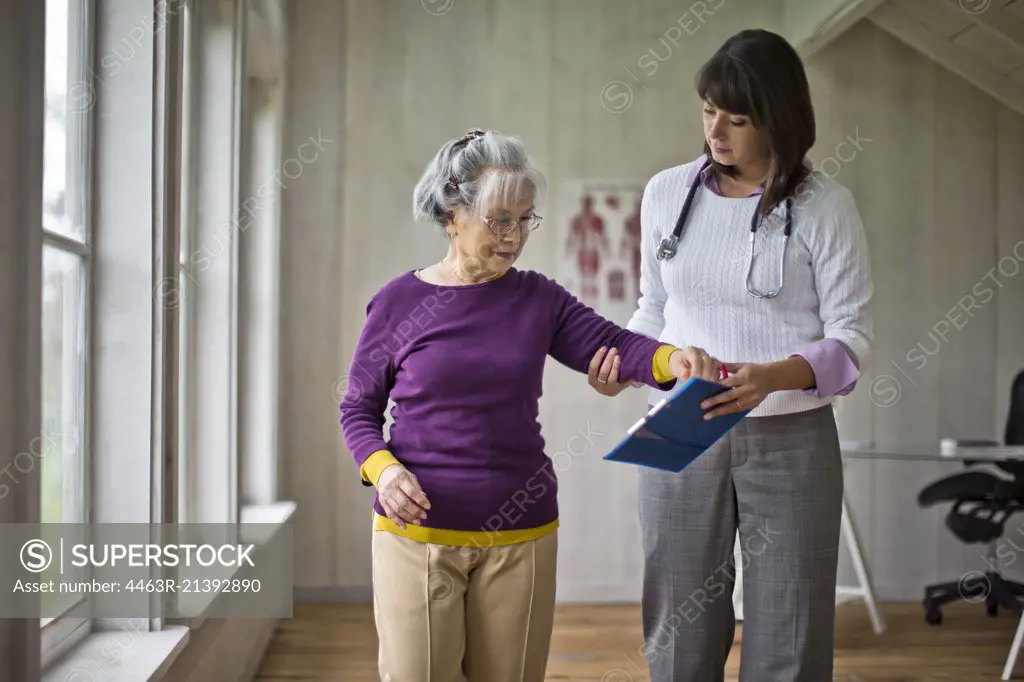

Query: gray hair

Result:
[413,129,547,229]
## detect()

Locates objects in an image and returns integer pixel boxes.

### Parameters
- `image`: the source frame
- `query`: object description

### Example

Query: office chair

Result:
[918,370,1024,625]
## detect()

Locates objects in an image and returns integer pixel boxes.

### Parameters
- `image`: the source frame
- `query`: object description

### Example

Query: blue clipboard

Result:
[603,377,751,473]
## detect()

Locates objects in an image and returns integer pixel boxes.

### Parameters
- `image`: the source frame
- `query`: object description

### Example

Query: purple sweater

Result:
[338,268,676,533]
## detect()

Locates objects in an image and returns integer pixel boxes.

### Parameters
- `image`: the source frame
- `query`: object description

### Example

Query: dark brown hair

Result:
[695,29,815,219]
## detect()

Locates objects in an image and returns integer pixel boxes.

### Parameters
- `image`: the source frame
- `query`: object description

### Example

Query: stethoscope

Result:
[656,159,792,299]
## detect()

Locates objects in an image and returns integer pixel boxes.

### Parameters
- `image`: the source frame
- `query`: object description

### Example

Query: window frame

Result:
[81,0,186,636]
[238,0,287,509]
[36,0,292,672]
[173,0,291,627]
[39,0,97,665]
[176,0,244,530]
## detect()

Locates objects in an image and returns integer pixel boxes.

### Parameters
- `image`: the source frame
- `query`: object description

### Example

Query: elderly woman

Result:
[338,128,717,682]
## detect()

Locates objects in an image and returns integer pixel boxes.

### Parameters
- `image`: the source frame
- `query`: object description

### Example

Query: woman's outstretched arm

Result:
[546,277,720,390]
[546,278,676,390]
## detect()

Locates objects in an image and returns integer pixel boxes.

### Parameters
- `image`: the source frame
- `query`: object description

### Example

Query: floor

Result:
[254,601,1023,681]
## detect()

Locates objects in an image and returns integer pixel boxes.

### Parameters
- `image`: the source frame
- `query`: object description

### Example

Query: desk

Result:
[839,443,1024,680]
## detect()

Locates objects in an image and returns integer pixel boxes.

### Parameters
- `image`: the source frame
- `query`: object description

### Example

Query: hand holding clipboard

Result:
[700,361,784,419]
[588,346,730,397]
[603,375,751,474]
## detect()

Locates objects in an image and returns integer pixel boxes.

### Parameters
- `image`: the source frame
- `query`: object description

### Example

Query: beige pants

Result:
[371,529,558,682]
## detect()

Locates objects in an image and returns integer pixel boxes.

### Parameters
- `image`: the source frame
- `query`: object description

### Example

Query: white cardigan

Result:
[626,158,874,417]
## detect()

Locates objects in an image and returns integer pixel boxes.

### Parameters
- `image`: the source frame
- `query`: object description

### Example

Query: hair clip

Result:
[456,128,486,147]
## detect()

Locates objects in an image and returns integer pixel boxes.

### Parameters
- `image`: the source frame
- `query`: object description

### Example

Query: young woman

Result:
[588,29,874,682]
[338,128,719,682]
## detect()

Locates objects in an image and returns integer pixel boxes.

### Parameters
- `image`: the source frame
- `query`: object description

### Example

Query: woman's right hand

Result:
[376,464,431,530]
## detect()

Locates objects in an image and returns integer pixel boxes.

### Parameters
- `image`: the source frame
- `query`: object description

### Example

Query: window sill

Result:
[42,625,190,682]
[176,500,297,629]
[42,501,296,681]
[240,499,296,527]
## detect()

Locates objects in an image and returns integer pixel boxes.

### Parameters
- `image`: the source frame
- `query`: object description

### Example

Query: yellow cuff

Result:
[360,449,400,486]
[652,345,678,384]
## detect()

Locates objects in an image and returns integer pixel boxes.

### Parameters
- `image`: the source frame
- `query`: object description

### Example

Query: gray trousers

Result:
[638,404,844,682]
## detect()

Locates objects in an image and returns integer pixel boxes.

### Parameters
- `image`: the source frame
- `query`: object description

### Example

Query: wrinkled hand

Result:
[588,346,644,397]
[669,346,723,383]
[376,464,431,529]
[700,362,776,419]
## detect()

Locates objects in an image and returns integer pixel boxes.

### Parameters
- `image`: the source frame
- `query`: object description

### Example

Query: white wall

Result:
[783,0,885,56]
[280,0,1024,603]
[786,0,853,39]
[817,20,1024,599]
[277,0,349,594]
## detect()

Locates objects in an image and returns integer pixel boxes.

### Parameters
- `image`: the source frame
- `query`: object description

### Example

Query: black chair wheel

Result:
[925,605,943,625]
[988,601,999,617]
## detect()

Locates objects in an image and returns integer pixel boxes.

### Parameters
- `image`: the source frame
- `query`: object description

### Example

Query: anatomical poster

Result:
[557,181,644,321]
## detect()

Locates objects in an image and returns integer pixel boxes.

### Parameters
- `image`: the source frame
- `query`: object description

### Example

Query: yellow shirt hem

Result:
[372,512,559,547]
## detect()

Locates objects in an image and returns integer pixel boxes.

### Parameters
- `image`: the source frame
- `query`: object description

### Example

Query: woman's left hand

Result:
[700,362,777,419]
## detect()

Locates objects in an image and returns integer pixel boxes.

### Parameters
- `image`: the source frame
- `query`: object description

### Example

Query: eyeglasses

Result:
[476,212,543,235]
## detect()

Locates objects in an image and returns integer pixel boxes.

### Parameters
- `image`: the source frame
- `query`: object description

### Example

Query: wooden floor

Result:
[254,601,1023,681]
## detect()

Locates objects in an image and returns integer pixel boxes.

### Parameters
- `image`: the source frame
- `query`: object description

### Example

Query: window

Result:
[176,0,242,526]
[40,0,93,662]
[238,0,286,508]
[29,0,292,674]
[173,0,289,624]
